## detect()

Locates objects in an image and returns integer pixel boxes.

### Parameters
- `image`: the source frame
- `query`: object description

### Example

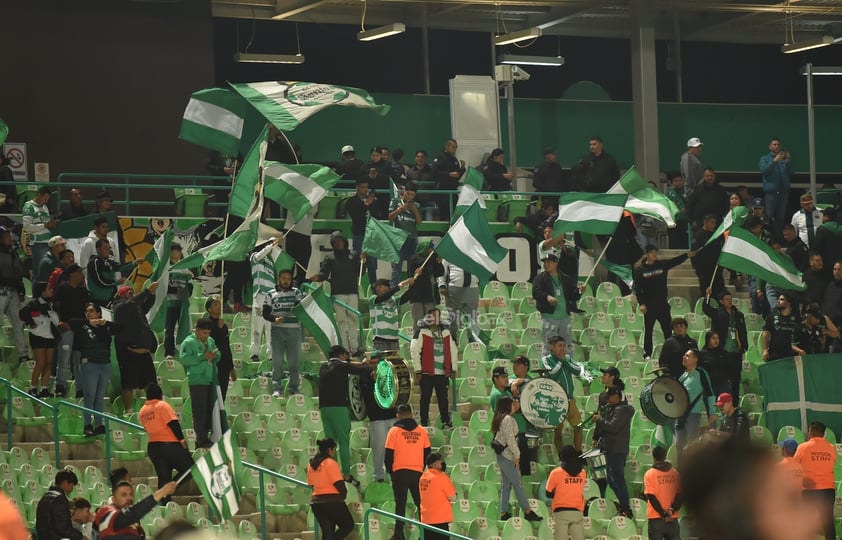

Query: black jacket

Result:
[360,364,397,422]
[783,237,810,273]
[432,152,464,190]
[318,357,372,408]
[814,222,842,272]
[698,347,730,390]
[687,181,729,226]
[573,151,620,193]
[402,253,443,305]
[658,334,698,378]
[55,282,92,323]
[384,417,431,474]
[822,278,842,318]
[209,317,233,371]
[720,407,751,445]
[481,161,511,191]
[803,266,831,306]
[335,158,365,185]
[604,216,643,266]
[0,244,25,294]
[113,289,157,351]
[691,229,723,279]
[360,160,392,191]
[532,270,578,316]
[634,254,688,309]
[533,160,572,193]
[514,211,556,237]
[346,194,376,234]
[595,401,634,455]
[318,249,362,295]
[36,486,82,540]
[702,300,748,353]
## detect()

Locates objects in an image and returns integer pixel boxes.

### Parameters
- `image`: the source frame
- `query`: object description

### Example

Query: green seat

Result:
[450,462,477,487]
[29,447,50,471]
[486,296,509,315]
[10,396,47,426]
[225,394,252,416]
[88,481,110,507]
[501,517,531,538]
[238,519,258,539]
[111,429,148,461]
[606,296,634,317]
[587,497,618,532]
[82,465,105,486]
[468,480,498,503]
[607,515,639,539]
[684,312,708,334]
[173,188,211,217]
[453,498,482,524]
[580,327,609,349]
[134,483,154,502]
[510,281,531,300]
[460,358,487,379]
[609,328,637,349]
[231,411,261,442]
[740,393,764,413]
[520,327,543,348]
[265,410,298,433]
[467,445,495,468]
[745,312,764,333]
[577,295,598,315]
[462,342,488,363]
[349,426,370,451]
[425,425,446,448]
[638,324,665,348]
[458,377,489,406]
[286,393,314,417]
[247,428,280,457]
[633,444,654,467]
[469,410,492,434]
[750,425,774,446]
[483,281,510,302]
[281,427,309,453]
[16,463,36,486]
[489,326,516,350]
[668,296,690,314]
[582,516,599,538]
[252,393,282,416]
[596,282,622,306]
[450,426,477,456]
[589,312,615,336]
[249,376,273,398]
[777,425,805,443]
[494,311,516,331]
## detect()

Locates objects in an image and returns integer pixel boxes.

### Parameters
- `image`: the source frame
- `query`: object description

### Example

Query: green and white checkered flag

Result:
[190,430,244,520]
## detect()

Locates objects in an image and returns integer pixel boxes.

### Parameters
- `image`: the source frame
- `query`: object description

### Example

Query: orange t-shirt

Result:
[794,437,836,490]
[545,466,586,512]
[419,469,456,525]
[385,425,431,473]
[643,466,681,519]
[776,457,805,492]
[307,457,343,496]
[139,399,180,443]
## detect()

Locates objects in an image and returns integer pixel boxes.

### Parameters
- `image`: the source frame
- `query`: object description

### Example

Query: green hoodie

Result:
[178,334,220,385]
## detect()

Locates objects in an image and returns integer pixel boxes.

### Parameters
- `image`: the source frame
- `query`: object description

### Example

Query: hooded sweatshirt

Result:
[316,231,360,295]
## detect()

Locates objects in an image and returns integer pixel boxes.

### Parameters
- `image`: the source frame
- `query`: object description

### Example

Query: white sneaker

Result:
[271,391,283,398]
[165,355,175,361]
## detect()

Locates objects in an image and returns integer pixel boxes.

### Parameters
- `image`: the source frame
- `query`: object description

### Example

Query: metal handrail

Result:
[240,461,319,540]
[0,377,55,451]
[52,399,144,480]
[363,507,471,540]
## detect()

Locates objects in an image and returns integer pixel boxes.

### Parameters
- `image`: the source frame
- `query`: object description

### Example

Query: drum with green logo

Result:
[519,378,569,430]
[639,376,689,425]
[374,356,413,409]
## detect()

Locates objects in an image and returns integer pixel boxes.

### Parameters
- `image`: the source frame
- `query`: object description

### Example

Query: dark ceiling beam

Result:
[271,0,330,20]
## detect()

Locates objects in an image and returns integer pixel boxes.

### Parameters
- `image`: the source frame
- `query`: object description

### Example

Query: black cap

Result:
[541,252,559,262]
[66,263,83,274]
[542,146,557,156]
[492,366,508,377]
[425,452,443,467]
[600,367,620,378]
[96,191,113,201]
[490,148,505,157]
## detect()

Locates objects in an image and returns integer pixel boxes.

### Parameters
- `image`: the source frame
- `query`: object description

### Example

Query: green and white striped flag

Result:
[362,216,409,264]
[718,226,806,291]
[179,88,246,156]
[229,126,269,219]
[190,429,243,520]
[608,167,679,228]
[553,192,628,236]
[453,167,486,222]
[264,161,341,223]
[145,227,174,324]
[705,206,749,247]
[229,81,390,131]
[436,201,507,283]
[292,287,341,355]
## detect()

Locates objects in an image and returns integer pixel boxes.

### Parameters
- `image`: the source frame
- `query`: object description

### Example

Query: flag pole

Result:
[706,265,719,301]
[220,158,240,308]
[420,248,436,269]
[358,259,365,291]
[175,468,192,486]
[581,236,614,293]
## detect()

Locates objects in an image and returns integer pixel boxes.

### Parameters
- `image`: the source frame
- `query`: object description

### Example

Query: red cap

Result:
[116,286,134,297]
[715,392,733,407]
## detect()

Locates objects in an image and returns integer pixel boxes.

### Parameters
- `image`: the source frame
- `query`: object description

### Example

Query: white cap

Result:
[687,137,703,148]
[341,145,354,154]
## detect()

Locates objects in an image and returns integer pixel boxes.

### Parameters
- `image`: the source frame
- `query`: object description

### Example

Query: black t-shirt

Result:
[764,311,801,359]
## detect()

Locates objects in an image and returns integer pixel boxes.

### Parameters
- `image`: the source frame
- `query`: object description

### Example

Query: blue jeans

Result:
[675,412,703,467]
[56,329,75,389]
[765,189,790,233]
[30,243,49,278]
[765,284,781,312]
[748,276,769,317]
[164,304,181,356]
[81,362,111,427]
[368,418,394,481]
[391,236,419,288]
[353,234,378,293]
[541,317,570,356]
[270,326,301,394]
[605,452,631,513]
[496,453,530,512]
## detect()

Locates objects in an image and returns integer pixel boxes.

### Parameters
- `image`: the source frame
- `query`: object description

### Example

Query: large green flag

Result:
[190,430,244,520]
[453,167,486,222]
[0,117,8,146]
[145,227,174,325]
[554,192,628,236]
[228,125,269,219]
[263,161,341,223]
[361,216,409,264]
[718,226,806,291]
[293,287,342,355]
[436,201,507,283]
[705,206,749,247]
[608,167,679,227]
[759,354,842,440]
[179,88,246,156]
[229,81,390,131]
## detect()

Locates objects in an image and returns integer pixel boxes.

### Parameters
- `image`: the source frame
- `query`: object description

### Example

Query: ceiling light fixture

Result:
[494,27,541,46]
[233,52,305,64]
[357,22,406,41]
[781,35,839,54]
[499,54,564,67]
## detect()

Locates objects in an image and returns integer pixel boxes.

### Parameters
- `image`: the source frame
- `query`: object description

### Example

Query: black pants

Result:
[804,488,836,540]
[285,230,312,286]
[648,517,680,540]
[424,523,450,540]
[668,223,689,250]
[516,432,533,472]
[726,351,742,402]
[147,442,193,503]
[217,365,232,402]
[223,260,249,305]
[391,469,421,539]
[697,269,725,299]
[310,501,355,540]
[643,306,672,357]
[420,374,450,426]
[189,384,213,446]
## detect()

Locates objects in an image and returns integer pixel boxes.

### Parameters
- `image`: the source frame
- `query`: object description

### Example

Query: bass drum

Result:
[519,378,569,430]
[374,356,413,409]
[348,375,367,421]
[639,376,690,425]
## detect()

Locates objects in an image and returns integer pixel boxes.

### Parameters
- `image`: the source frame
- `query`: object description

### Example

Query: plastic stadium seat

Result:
[463,342,489,363]
[577,296,598,315]
[248,376,272,398]
[608,515,639,539]
[10,396,47,426]
[483,281,510,302]
[453,498,482,524]
[745,312,764,333]
[589,312,616,336]
[265,410,298,433]
[740,393,763,413]
[596,282,622,305]
[525,312,543,330]
[609,328,637,349]
[683,312,707,334]
[580,328,609,349]
[281,427,309,453]
[582,516,599,538]
[286,394,314,417]
[501,517,529,538]
[111,429,148,461]
[468,479,498,502]
[777,425,806,443]
[458,377,490,407]
[487,296,509,315]
[668,297,690,314]
[467,445,495,468]
[606,296,634,317]
[750,425,774,446]
[588,497,618,532]
[489,327,516,350]
[469,410,493,433]
[510,281,531,300]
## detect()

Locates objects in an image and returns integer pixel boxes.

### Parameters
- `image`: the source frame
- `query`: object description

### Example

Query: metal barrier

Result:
[363,507,471,540]
[241,461,319,540]
[0,377,54,451]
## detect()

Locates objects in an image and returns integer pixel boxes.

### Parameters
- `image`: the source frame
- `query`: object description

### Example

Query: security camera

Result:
[511,65,531,81]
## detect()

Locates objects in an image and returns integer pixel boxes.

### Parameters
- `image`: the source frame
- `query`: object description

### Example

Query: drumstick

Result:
[358,259,364,291]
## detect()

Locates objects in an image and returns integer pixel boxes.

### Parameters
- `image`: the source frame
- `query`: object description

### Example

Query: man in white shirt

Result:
[437,261,480,341]
[249,238,281,362]
[791,193,823,247]
[79,216,119,269]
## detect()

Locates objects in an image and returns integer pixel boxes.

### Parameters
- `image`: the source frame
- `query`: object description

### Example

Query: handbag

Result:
[491,436,507,455]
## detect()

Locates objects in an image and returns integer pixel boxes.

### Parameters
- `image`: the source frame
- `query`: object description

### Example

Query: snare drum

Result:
[348,374,367,421]
[580,448,607,480]
[374,356,413,409]
[639,376,690,425]
[519,378,569,430]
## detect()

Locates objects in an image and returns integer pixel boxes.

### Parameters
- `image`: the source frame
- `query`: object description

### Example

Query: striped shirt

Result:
[369,286,407,340]
[263,287,304,328]
[250,243,280,296]
[166,268,192,304]
[21,200,52,243]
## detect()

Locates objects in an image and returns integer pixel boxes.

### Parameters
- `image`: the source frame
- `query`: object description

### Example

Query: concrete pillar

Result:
[630,0,660,181]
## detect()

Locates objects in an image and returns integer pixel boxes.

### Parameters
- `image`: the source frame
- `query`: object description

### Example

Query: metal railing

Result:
[242,461,319,540]
[363,507,471,540]
[0,377,55,450]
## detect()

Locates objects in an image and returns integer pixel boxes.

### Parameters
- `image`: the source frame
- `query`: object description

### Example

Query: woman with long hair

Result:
[728,192,744,211]
[306,438,355,540]
[699,330,731,396]
[19,281,59,397]
[491,396,542,522]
